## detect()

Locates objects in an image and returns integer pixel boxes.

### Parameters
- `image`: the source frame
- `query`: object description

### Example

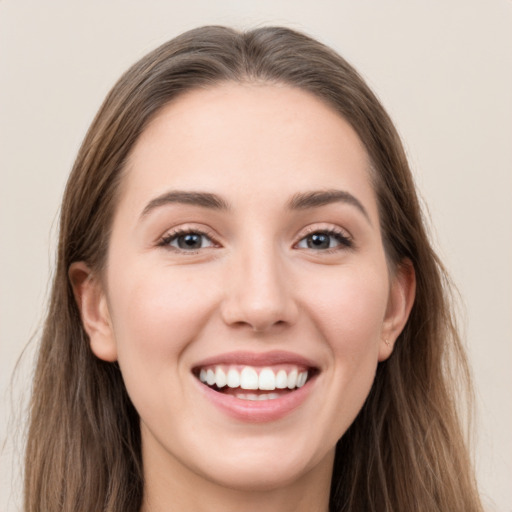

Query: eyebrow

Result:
[140,188,370,223]
[141,191,230,217]
[287,189,371,223]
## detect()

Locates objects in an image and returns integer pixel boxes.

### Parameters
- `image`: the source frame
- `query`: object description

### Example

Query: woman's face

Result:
[76,83,413,493]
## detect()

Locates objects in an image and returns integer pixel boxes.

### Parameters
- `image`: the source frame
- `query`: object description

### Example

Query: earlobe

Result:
[378,259,416,362]
[68,262,118,362]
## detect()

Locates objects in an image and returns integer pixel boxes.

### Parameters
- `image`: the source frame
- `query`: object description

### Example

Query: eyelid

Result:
[155,222,353,254]
[157,224,221,252]
[293,224,354,251]
[297,223,352,240]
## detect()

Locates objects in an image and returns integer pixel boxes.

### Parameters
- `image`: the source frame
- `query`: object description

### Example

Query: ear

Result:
[378,259,416,362]
[68,262,118,362]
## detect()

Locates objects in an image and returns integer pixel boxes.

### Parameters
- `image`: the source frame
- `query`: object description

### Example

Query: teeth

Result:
[227,368,240,388]
[240,367,259,389]
[206,369,216,386]
[258,368,276,390]
[287,369,298,389]
[297,371,307,388]
[235,392,281,401]
[275,370,288,389]
[215,367,227,388]
[198,365,310,391]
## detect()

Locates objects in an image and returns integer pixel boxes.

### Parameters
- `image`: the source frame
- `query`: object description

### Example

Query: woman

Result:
[24,26,483,511]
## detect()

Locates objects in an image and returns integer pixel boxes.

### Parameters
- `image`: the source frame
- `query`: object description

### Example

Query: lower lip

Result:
[195,377,316,423]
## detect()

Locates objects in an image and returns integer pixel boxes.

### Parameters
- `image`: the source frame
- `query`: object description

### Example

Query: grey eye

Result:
[306,233,331,249]
[296,231,352,250]
[168,232,214,250]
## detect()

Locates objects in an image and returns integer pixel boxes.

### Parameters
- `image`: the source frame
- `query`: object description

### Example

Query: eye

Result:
[160,230,216,251]
[296,230,352,250]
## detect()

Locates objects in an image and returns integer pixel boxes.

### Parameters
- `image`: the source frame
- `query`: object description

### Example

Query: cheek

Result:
[108,267,212,351]
[105,266,219,401]
[300,263,389,432]
[306,263,389,351]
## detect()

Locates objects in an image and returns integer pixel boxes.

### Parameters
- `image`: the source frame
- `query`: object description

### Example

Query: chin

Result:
[200,459,314,492]
[186,438,335,493]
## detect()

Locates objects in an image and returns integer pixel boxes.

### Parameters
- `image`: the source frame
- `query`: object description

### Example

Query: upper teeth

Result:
[198,366,308,391]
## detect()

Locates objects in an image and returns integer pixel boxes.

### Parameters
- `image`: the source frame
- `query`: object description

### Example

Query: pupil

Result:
[179,234,202,249]
[308,233,330,249]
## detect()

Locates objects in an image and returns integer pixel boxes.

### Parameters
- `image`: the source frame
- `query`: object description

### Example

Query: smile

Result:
[196,365,310,400]
[192,351,320,421]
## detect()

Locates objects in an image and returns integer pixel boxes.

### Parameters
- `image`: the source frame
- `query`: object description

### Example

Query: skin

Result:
[71,83,415,512]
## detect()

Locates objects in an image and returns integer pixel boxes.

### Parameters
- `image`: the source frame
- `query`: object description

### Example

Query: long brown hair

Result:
[24,26,483,511]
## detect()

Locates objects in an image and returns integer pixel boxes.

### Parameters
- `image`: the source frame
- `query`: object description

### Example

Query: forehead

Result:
[120,82,377,220]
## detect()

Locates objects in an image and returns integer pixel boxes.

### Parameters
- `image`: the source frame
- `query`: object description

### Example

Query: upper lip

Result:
[192,350,319,370]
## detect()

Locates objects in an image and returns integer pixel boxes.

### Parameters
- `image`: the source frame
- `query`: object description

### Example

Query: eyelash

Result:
[158,227,353,254]
[158,228,219,253]
[295,227,353,253]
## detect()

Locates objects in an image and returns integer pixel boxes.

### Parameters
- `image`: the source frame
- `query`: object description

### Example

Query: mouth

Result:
[192,351,320,421]
[193,364,318,401]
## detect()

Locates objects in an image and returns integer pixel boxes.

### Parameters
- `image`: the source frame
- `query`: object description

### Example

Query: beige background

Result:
[1,1,511,511]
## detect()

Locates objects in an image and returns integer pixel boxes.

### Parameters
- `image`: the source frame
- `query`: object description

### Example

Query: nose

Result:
[220,241,299,332]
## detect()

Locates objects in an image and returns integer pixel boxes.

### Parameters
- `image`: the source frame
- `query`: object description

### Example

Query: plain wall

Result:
[1,1,511,510]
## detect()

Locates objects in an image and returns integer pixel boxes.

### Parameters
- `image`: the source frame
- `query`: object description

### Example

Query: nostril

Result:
[222,306,296,333]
